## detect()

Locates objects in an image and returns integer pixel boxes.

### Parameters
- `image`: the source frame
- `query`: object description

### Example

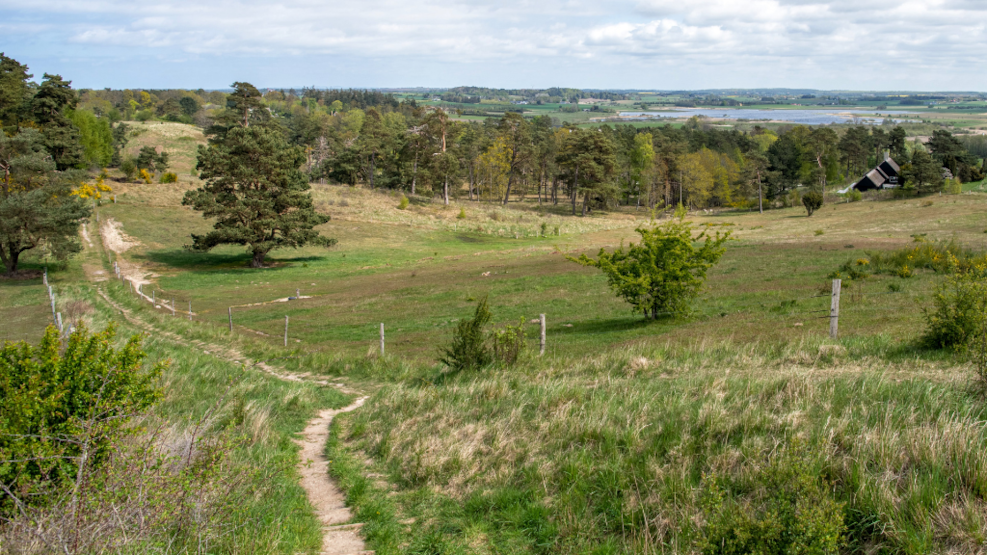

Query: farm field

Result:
[5,120,987,554]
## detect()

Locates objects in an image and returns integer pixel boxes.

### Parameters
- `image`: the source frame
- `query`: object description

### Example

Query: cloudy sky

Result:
[3,0,984,90]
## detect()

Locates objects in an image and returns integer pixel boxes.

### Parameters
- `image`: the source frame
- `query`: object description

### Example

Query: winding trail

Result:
[89,221,371,554]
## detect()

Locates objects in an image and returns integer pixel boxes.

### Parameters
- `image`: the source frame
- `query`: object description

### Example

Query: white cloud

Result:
[4,0,987,89]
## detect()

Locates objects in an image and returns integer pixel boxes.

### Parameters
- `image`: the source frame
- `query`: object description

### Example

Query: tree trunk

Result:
[443,176,449,205]
[369,152,376,190]
[571,166,578,215]
[468,164,474,201]
[581,191,588,217]
[411,154,418,195]
[0,244,18,276]
[552,176,558,205]
[757,174,763,214]
[250,250,266,268]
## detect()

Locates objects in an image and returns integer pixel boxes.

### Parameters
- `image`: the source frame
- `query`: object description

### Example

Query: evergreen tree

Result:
[0,129,90,275]
[0,53,31,128]
[904,149,944,195]
[32,74,84,170]
[183,124,335,268]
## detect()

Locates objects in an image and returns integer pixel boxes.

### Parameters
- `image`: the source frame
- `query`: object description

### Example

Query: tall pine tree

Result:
[183,84,335,267]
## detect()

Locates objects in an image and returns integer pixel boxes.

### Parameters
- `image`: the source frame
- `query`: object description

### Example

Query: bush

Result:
[439,298,492,371]
[803,190,823,216]
[945,177,962,195]
[492,319,526,365]
[568,218,730,319]
[922,266,987,349]
[699,439,845,555]
[120,157,138,182]
[139,168,153,184]
[0,324,163,516]
[847,189,862,202]
[159,172,178,183]
[397,194,409,210]
[457,207,467,219]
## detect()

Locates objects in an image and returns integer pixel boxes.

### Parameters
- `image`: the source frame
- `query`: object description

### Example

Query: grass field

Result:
[5,121,987,554]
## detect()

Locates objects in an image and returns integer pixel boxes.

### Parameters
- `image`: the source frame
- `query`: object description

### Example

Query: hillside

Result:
[3,121,987,553]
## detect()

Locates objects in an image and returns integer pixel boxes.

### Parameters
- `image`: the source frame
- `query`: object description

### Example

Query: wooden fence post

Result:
[380,323,385,357]
[540,314,546,356]
[188,301,192,321]
[830,279,841,339]
[284,316,289,347]
[56,312,62,332]
[228,307,233,332]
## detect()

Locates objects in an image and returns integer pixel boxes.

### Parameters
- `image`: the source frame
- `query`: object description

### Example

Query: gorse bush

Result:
[699,438,845,555]
[0,324,164,516]
[833,239,987,280]
[439,298,492,371]
[159,171,178,183]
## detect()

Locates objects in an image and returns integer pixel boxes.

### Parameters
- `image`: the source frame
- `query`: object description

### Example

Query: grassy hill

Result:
[3,121,987,553]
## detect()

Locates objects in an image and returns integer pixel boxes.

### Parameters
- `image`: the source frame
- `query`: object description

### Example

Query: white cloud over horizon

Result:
[2,0,985,90]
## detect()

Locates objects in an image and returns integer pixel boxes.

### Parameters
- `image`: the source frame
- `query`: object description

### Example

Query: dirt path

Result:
[88,222,370,553]
[297,396,371,555]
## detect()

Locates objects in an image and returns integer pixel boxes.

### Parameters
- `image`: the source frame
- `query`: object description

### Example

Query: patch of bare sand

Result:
[101,218,154,286]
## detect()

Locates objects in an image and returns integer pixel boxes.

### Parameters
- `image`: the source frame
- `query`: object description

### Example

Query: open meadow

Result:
[5,120,987,554]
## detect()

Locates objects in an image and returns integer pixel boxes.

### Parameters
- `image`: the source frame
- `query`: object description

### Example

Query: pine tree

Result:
[183,124,335,268]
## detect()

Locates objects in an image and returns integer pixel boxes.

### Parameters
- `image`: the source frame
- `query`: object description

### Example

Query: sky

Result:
[2,0,985,91]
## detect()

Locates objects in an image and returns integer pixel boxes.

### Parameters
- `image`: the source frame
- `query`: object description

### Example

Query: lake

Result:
[616,108,915,125]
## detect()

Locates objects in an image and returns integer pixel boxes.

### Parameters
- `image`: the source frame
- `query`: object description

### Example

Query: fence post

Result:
[296,288,300,298]
[284,316,289,347]
[540,314,546,356]
[152,290,155,305]
[171,299,176,317]
[830,279,841,339]
[380,323,385,357]
[56,312,63,332]
[228,307,233,332]
[188,301,192,321]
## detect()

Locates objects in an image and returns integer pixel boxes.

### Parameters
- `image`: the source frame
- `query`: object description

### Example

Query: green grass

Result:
[7,120,987,554]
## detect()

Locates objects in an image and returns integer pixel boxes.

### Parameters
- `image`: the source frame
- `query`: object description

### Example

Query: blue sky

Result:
[3,0,985,91]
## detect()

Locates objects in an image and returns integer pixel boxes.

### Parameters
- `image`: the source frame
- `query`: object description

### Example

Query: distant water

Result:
[617,108,914,125]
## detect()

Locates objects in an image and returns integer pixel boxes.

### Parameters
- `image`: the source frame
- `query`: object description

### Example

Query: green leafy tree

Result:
[497,112,531,205]
[66,109,113,168]
[569,218,730,319]
[109,122,129,167]
[183,124,335,267]
[556,127,618,216]
[0,129,91,274]
[0,324,163,516]
[179,96,200,118]
[889,126,907,160]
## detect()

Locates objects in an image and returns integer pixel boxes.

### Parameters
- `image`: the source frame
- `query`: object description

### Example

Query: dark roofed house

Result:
[853,155,901,192]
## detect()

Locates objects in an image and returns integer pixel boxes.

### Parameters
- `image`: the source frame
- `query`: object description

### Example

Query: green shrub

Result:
[945,177,962,195]
[457,207,466,219]
[699,439,845,555]
[397,194,409,210]
[439,298,492,371]
[802,190,823,216]
[540,222,548,236]
[0,324,163,516]
[159,172,178,183]
[120,157,138,182]
[568,218,730,319]
[814,229,825,236]
[845,189,862,202]
[922,267,987,349]
[492,319,526,365]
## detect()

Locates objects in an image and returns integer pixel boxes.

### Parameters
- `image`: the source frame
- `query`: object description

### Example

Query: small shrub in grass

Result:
[945,177,962,195]
[159,171,178,183]
[922,264,987,349]
[120,157,138,181]
[439,298,492,371]
[698,438,845,555]
[540,221,548,236]
[397,194,409,210]
[492,319,526,365]
[139,168,153,184]
[802,190,823,216]
[814,229,825,236]
[457,207,466,219]
[338,198,349,207]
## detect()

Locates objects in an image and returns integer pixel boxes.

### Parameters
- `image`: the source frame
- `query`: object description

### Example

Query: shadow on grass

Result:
[140,249,329,271]
[555,316,665,336]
